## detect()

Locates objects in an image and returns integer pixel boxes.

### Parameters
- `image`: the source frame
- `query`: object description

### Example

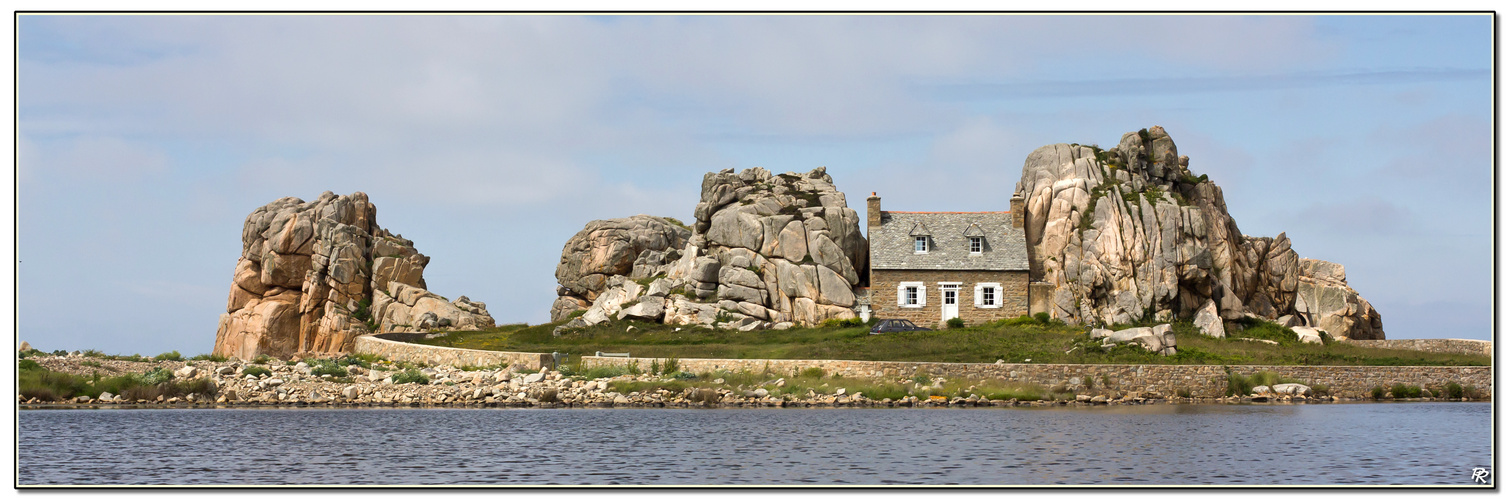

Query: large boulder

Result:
[214,192,494,360]
[1293,259,1385,340]
[1014,127,1383,338]
[550,167,868,331]
[552,215,691,321]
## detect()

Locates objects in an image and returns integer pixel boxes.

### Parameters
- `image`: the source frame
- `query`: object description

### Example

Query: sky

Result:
[13,13,1495,355]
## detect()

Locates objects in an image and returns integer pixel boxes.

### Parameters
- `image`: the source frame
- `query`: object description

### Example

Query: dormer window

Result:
[969,237,983,254]
[914,236,928,253]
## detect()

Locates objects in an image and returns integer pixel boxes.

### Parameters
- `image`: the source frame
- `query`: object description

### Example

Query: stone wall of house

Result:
[353,333,551,370]
[869,269,1029,326]
[1343,338,1492,357]
[580,355,1491,399]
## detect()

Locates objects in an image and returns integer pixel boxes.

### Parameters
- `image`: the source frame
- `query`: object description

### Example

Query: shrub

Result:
[1390,383,1422,398]
[1175,388,1193,398]
[946,318,965,329]
[391,369,429,385]
[252,354,272,365]
[663,357,680,375]
[910,373,931,385]
[242,366,272,378]
[1310,384,1330,397]
[582,365,629,380]
[139,367,174,386]
[1443,382,1465,399]
[627,361,642,375]
[155,351,183,362]
[820,317,865,328]
[19,359,41,371]
[799,367,826,379]
[309,360,347,377]
[189,354,228,362]
[1033,312,1051,324]
[1370,386,1386,400]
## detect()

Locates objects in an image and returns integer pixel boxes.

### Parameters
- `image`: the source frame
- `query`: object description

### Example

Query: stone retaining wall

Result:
[353,334,551,370]
[1344,338,1492,357]
[580,356,1492,399]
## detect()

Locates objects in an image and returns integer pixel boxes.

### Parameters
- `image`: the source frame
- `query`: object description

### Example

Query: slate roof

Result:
[870,211,1028,271]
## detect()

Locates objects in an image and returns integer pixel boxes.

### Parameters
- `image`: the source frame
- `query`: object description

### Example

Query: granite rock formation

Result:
[550,215,692,322]
[1013,126,1384,339]
[214,192,494,360]
[553,167,867,331]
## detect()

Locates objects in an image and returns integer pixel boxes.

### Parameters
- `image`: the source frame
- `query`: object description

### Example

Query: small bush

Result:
[1033,312,1051,324]
[1370,386,1386,400]
[820,317,865,328]
[582,365,629,380]
[391,369,429,385]
[19,359,42,371]
[252,354,272,365]
[1175,388,1193,398]
[309,360,347,377]
[1390,383,1422,398]
[799,367,826,379]
[1443,382,1465,399]
[242,366,272,378]
[663,357,680,375]
[139,367,174,386]
[945,318,965,329]
[1310,384,1330,397]
[155,351,183,362]
[189,354,228,362]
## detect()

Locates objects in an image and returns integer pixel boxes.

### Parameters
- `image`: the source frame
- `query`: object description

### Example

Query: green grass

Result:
[242,366,273,378]
[18,363,217,402]
[403,316,1489,367]
[597,367,1048,402]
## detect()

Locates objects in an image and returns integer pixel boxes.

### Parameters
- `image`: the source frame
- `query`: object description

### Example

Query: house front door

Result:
[941,285,959,322]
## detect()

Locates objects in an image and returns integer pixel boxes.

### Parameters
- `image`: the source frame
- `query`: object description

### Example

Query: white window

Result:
[897,282,926,308]
[975,282,1002,308]
[969,237,983,254]
[914,236,928,253]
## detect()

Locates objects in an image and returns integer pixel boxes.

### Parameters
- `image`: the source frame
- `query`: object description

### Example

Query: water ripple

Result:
[17,403,1491,485]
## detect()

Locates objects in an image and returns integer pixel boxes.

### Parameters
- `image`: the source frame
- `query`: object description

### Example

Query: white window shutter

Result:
[974,284,984,307]
[897,284,906,306]
[918,285,927,306]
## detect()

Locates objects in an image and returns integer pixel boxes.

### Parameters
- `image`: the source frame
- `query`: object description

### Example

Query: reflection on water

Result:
[18,403,1491,486]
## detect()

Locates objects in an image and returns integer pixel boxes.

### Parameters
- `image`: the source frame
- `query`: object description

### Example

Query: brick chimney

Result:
[866,192,881,240]
[1009,194,1024,229]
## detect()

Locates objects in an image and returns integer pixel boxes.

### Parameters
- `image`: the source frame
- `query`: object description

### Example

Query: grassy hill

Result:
[410,316,1488,367]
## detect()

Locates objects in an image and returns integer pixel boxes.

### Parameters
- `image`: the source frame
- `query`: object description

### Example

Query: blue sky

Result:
[14,14,1494,354]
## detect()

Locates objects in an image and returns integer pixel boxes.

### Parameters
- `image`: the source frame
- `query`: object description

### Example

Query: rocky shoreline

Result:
[21,354,1477,410]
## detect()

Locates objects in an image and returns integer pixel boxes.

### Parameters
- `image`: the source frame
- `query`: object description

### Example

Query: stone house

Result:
[862,193,1033,327]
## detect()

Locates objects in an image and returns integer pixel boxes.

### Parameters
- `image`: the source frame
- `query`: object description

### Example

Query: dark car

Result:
[869,319,933,335]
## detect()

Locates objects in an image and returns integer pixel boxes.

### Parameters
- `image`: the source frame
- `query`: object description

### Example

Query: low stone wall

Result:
[353,334,552,370]
[580,356,1491,399]
[1344,338,1492,357]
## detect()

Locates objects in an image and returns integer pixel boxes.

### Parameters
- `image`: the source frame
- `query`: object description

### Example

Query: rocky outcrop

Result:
[552,167,867,331]
[214,192,494,360]
[1293,258,1385,340]
[1013,127,1384,339]
[551,215,691,322]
